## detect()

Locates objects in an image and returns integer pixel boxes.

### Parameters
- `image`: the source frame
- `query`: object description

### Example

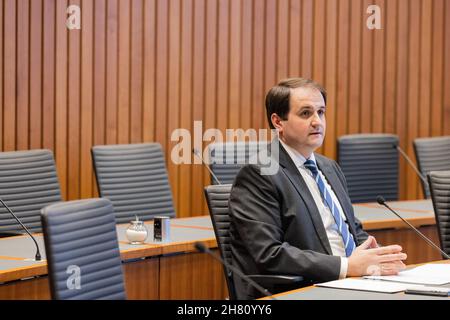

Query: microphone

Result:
[192,148,222,185]
[394,144,429,189]
[194,241,276,299]
[0,198,42,261]
[376,195,449,259]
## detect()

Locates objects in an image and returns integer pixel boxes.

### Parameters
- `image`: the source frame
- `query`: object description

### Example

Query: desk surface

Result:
[0,199,435,284]
[269,260,450,300]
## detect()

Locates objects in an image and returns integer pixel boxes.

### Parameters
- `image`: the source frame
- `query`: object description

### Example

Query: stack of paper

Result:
[316,278,426,293]
[364,264,450,285]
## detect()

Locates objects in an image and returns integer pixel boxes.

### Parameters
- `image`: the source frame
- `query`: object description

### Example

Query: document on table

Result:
[364,264,450,285]
[316,278,425,293]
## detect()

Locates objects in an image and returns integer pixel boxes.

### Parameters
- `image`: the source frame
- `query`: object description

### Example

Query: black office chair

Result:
[0,149,62,236]
[427,170,450,259]
[204,184,303,300]
[414,136,450,198]
[337,134,399,203]
[41,198,126,300]
[91,143,175,224]
[208,141,269,185]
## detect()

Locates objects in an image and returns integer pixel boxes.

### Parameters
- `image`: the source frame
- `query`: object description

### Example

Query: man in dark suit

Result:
[229,78,407,299]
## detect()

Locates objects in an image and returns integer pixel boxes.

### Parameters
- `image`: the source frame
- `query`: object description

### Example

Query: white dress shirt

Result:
[280,140,349,279]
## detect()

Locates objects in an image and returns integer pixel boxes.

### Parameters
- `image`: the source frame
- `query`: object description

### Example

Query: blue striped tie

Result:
[304,159,356,257]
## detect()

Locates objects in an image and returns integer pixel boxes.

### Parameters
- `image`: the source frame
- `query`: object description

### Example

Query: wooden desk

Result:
[354,199,440,264]
[0,216,227,300]
[268,260,450,300]
[0,199,440,299]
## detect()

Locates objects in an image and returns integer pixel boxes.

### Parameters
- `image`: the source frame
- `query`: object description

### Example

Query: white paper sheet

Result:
[316,278,425,293]
[364,264,450,285]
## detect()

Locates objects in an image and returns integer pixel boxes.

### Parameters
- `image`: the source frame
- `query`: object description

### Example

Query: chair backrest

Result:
[337,134,399,203]
[91,143,175,224]
[41,198,126,300]
[414,136,450,198]
[208,141,269,185]
[0,149,62,234]
[427,170,450,259]
[204,184,236,299]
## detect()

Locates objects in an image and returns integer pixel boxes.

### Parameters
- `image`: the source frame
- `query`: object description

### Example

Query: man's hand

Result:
[347,236,407,277]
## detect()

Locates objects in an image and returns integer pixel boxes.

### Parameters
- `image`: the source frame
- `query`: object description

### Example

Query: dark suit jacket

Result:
[229,142,369,299]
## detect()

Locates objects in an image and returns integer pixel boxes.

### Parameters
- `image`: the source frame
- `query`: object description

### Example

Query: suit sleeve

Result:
[331,160,370,245]
[229,164,341,282]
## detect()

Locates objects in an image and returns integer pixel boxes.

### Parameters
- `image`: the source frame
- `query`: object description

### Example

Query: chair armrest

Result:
[247,275,303,287]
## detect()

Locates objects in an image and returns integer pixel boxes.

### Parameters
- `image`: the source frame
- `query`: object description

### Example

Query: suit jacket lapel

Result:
[315,157,358,241]
[278,145,333,255]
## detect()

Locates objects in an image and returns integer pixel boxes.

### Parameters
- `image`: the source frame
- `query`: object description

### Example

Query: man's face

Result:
[272,86,326,158]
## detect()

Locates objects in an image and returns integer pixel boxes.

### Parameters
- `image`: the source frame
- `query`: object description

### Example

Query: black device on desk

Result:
[153,216,170,242]
[405,287,450,297]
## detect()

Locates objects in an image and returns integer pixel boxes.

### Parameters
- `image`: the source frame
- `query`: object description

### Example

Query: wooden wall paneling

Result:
[323,0,337,158]
[92,0,107,197]
[16,0,30,151]
[229,0,241,130]
[192,0,206,215]
[80,0,94,199]
[67,0,81,200]
[406,0,420,200]
[312,0,325,155]
[444,0,450,135]
[276,0,289,81]
[417,0,432,198]
[142,0,156,143]
[336,0,350,139]
[288,0,301,78]
[371,0,385,133]
[42,0,56,151]
[167,0,181,215]
[264,0,276,106]
[130,0,144,144]
[155,0,169,153]
[106,0,119,145]
[117,0,131,144]
[240,0,253,132]
[418,0,432,139]
[55,0,68,200]
[0,0,3,151]
[203,0,218,191]
[431,0,444,137]
[217,0,229,134]
[384,0,397,134]
[360,0,374,134]
[29,0,43,150]
[300,0,313,79]
[3,0,16,151]
[178,0,193,217]
[262,0,276,129]
[396,0,409,200]
[347,0,362,134]
[93,0,107,148]
[252,0,264,129]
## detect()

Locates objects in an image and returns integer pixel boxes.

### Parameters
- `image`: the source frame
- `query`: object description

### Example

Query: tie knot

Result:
[304,159,318,176]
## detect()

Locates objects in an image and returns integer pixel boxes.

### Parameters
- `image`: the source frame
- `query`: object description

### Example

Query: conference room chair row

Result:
[1,134,449,234]
[0,134,449,300]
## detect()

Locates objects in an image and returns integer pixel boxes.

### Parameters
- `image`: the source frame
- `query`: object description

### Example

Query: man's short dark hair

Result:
[265,78,327,129]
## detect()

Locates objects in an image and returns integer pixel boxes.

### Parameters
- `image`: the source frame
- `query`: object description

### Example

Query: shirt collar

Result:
[279,139,316,168]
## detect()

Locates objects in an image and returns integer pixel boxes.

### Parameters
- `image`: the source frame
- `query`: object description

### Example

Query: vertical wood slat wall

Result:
[1,0,449,217]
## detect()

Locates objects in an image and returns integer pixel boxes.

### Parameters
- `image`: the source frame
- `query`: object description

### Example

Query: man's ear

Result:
[271,113,283,131]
